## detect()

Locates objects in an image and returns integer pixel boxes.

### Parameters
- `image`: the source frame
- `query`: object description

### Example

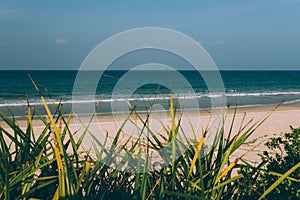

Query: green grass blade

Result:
[258,162,300,200]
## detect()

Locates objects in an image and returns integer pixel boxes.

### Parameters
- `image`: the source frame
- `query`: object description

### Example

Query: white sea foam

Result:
[225,91,300,97]
[1,91,300,107]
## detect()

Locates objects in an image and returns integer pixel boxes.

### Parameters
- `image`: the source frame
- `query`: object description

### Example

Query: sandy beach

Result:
[1,104,300,163]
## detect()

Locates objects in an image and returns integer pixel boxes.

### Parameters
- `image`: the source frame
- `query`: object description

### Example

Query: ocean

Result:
[1,70,300,117]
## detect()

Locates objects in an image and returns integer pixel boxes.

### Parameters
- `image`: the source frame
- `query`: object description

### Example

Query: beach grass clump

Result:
[0,80,299,199]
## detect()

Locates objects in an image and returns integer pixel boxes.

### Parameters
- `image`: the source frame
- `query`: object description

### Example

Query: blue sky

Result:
[0,0,300,70]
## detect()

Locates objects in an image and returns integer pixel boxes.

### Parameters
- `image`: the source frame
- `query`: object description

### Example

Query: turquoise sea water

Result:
[1,70,300,116]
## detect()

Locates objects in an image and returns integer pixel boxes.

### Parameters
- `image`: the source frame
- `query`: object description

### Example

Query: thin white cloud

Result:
[142,42,153,48]
[55,39,67,45]
[213,40,224,46]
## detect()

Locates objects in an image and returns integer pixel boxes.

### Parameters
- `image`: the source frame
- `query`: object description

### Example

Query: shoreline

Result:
[3,102,300,119]
[1,103,300,163]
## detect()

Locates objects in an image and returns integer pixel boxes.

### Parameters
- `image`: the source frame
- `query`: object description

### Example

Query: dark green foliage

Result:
[234,126,300,200]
